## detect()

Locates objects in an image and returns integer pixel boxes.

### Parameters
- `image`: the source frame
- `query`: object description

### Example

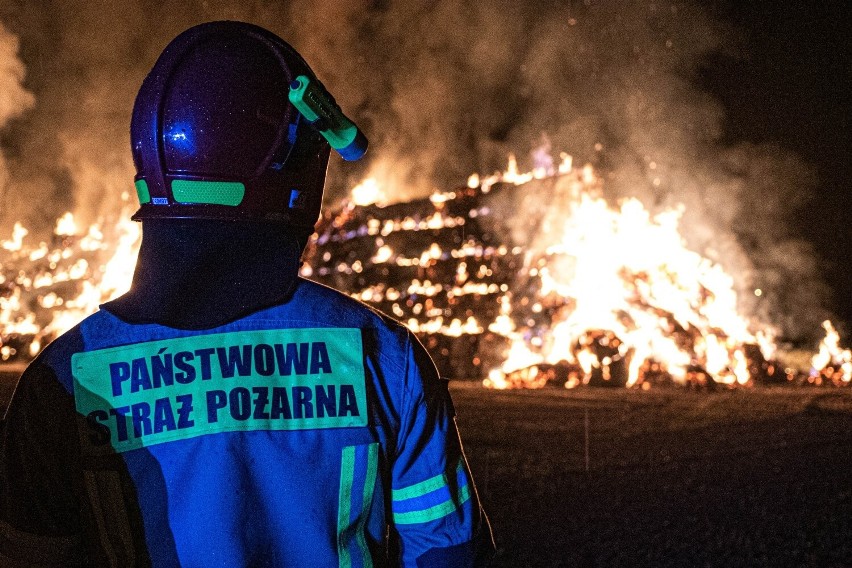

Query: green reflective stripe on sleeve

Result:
[134,179,151,204]
[393,484,471,525]
[356,444,378,568]
[337,446,356,568]
[392,460,463,501]
[171,180,245,206]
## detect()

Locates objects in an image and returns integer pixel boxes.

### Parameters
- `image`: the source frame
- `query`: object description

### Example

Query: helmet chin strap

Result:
[103,220,309,330]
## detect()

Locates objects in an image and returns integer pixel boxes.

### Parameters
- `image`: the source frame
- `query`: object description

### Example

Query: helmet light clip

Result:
[288,75,368,161]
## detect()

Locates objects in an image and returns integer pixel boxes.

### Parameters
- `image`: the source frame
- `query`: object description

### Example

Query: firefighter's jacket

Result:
[0,278,492,566]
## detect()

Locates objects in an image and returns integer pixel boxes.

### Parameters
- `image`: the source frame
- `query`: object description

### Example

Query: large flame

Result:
[0,207,139,359]
[306,150,847,389]
[0,149,848,390]
[480,157,777,388]
[809,320,852,385]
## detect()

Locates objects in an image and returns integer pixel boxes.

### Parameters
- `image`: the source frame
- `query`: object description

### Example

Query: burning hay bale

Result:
[0,211,138,360]
[302,159,850,390]
[0,158,849,390]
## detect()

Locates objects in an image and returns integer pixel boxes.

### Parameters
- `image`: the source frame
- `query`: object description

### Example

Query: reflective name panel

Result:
[72,328,367,453]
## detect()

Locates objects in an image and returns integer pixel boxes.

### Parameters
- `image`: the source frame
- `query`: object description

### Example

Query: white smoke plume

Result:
[0,0,833,340]
[0,20,34,214]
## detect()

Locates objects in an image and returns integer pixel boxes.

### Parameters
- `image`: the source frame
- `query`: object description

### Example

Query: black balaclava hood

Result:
[103,219,309,330]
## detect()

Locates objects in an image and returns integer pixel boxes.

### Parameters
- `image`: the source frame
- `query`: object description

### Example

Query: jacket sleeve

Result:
[389,333,494,567]
[0,361,85,567]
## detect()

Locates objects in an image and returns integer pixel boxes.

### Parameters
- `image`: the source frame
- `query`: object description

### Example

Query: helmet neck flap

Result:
[104,219,310,329]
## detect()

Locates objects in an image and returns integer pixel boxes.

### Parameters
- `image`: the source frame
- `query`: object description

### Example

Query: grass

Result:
[451,384,852,567]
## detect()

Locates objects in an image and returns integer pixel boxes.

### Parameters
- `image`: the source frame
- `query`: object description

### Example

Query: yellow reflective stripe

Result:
[392,460,463,501]
[338,444,378,568]
[393,484,471,525]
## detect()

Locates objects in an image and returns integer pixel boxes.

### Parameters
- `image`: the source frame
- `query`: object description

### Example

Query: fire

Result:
[54,212,78,236]
[0,146,848,392]
[351,178,385,206]
[809,320,852,385]
[0,208,140,360]
[309,148,845,390]
[483,159,776,388]
[1,223,27,252]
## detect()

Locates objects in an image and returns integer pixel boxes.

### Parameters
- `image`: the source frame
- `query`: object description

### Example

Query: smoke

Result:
[0,20,34,215]
[0,0,831,340]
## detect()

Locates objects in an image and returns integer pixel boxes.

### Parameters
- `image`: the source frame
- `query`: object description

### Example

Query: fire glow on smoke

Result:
[0,154,849,388]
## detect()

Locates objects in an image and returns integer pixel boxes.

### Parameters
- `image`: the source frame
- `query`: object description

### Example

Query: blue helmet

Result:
[131,21,359,228]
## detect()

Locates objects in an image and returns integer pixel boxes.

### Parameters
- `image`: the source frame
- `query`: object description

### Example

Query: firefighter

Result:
[0,21,493,566]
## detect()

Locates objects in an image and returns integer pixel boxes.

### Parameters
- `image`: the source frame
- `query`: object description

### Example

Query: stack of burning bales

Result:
[0,165,850,389]
[302,166,850,389]
[0,222,92,360]
[303,178,520,382]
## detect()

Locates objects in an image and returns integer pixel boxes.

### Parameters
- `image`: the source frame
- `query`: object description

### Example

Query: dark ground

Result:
[2,369,850,567]
[453,384,852,568]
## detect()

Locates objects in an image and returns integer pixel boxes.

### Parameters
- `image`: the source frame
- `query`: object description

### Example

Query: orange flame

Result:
[0,207,140,359]
[480,155,777,388]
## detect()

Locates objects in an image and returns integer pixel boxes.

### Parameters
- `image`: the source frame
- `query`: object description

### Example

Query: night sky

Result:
[0,0,849,345]
[699,0,851,334]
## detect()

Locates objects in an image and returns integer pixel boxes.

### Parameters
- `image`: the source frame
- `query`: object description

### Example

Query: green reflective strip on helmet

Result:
[135,179,151,204]
[171,180,245,206]
[393,484,471,525]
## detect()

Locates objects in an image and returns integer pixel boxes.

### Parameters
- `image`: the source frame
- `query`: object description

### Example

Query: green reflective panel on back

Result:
[135,179,151,204]
[72,328,366,453]
[171,180,245,206]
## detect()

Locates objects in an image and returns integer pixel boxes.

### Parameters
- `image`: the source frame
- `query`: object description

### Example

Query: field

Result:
[452,384,852,567]
[2,369,850,567]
